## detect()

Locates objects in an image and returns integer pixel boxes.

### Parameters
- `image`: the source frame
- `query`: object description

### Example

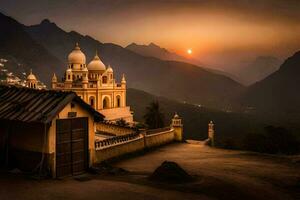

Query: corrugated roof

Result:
[0,85,104,123]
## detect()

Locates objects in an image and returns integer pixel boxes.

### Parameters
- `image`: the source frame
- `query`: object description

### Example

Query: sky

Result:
[0,0,300,70]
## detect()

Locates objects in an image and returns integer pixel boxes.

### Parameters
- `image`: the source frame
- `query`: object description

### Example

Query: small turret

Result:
[65,68,73,88]
[171,112,183,142]
[208,121,215,146]
[51,73,57,89]
[121,74,126,88]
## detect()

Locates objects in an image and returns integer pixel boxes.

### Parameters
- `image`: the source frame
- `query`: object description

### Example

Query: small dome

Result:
[87,52,106,71]
[27,70,37,80]
[68,43,86,64]
[107,66,113,73]
[173,113,180,119]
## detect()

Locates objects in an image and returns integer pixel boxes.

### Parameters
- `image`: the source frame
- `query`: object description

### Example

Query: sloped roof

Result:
[0,85,104,123]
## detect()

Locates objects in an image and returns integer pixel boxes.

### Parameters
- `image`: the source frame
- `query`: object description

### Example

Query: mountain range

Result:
[0,13,63,83]
[126,42,202,66]
[23,17,244,109]
[126,42,243,85]
[1,12,300,142]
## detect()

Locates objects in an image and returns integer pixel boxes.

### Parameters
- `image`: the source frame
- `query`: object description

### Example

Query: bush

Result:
[243,126,300,155]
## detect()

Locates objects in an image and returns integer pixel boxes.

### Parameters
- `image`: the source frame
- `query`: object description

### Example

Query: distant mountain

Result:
[126,42,202,65]
[236,56,281,85]
[243,51,300,118]
[24,18,244,109]
[126,42,242,84]
[0,13,63,85]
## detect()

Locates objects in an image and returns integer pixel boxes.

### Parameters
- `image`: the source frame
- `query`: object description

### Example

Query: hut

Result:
[0,85,104,178]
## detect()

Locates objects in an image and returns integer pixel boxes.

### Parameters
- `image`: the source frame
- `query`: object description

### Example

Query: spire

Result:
[75,42,80,50]
[30,69,33,74]
[121,73,126,83]
[94,49,100,60]
[52,73,57,82]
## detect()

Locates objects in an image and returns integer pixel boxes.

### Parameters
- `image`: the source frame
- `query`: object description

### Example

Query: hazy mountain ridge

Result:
[24,18,244,109]
[243,51,300,120]
[0,13,63,85]
[235,56,282,85]
[126,42,201,65]
[126,42,243,84]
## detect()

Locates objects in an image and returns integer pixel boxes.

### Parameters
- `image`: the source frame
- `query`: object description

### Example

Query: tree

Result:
[144,101,165,129]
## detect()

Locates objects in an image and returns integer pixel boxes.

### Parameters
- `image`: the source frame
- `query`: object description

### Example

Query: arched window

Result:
[102,76,107,84]
[89,96,95,108]
[103,97,110,109]
[116,95,121,107]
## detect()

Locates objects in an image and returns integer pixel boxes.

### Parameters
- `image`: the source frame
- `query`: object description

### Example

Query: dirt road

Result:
[0,143,299,200]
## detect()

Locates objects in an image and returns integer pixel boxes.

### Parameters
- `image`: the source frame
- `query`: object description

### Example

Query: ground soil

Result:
[0,142,299,200]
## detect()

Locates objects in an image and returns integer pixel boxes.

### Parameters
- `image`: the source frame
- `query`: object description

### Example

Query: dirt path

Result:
[114,143,300,200]
[0,143,299,200]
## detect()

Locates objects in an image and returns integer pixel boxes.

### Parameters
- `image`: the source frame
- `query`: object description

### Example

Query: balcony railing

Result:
[95,132,140,149]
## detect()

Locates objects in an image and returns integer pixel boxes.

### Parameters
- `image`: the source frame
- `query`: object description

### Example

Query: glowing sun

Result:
[187,49,192,55]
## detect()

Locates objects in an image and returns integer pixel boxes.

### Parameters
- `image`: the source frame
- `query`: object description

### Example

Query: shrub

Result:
[243,126,300,155]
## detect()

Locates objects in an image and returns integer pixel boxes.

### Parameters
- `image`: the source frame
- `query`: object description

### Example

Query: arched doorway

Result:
[103,97,110,109]
[102,76,107,84]
[116,95,121,107]
[89,96,95,108]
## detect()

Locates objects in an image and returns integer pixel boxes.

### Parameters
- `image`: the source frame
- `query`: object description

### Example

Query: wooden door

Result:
[56,118,88,178]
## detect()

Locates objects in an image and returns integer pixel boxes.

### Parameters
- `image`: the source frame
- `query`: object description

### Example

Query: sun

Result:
[187,49,192,55]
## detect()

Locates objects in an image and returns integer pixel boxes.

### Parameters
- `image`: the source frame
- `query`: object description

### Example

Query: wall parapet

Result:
[95,127,176,163]
[95,132,141,150]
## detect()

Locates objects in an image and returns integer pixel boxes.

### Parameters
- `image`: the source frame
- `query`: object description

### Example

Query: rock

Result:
[149,161,193,183]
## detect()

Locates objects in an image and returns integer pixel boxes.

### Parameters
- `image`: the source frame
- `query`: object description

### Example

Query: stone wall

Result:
[95,128,175,163]
[145,128,175,148]
[95,136,144,163]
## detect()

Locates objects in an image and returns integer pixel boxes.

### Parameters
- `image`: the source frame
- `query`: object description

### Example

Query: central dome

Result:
[68,43,86,64]
[87,53,106,71]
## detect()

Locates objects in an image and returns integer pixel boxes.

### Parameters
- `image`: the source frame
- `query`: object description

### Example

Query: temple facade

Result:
[51,43,133,122]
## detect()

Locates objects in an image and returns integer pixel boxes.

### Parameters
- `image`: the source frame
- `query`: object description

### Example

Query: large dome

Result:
[68,43,86,64]
[87,53,106,71]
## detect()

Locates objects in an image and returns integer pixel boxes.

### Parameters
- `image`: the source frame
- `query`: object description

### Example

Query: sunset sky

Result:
[1,0,300,69]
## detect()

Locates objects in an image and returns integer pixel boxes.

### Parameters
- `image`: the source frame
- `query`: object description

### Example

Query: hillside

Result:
[127,88,266,144]
[243,51,300,119]
[0,13,63,85]
[25,19,244,109]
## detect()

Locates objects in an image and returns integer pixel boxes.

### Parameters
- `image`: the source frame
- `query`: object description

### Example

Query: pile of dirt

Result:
[149,161,193,183]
